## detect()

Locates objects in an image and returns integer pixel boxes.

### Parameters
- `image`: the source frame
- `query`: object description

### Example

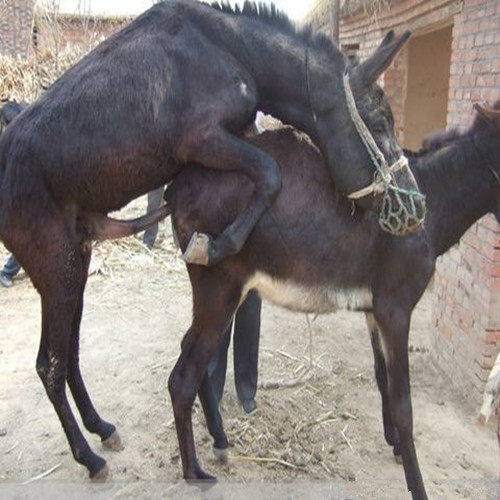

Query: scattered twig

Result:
[262,348,301,363]
[341,411,358,421]
[22,463,62,485]
[341,424,354,452]
[320,460,332,474]
[258,366,314,390]
[294,411,337,438]
[230,454,308,471]
[5,441,19,455]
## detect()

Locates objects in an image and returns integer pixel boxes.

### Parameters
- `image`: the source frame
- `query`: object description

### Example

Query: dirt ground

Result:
[0,198,498,500]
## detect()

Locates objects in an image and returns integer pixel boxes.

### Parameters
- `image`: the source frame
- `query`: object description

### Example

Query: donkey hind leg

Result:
[66,241,122,454]
[31,225,108,479]
[169,282,239,480]
[184,130,281,267]
[375,308,428,500]
[365,312,400,459]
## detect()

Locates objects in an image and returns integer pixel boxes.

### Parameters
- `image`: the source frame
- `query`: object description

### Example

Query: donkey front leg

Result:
[183,130,281,266]
[365,312,400,458]
[169,329,230,480]
[374,306,427,500]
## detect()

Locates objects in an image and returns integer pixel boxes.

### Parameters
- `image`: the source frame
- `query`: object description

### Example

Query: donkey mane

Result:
[411,115,495,208]
[210,1,340,59]
[415,135,474,184]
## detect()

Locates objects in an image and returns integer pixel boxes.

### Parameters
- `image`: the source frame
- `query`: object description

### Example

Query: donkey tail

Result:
[78,204,171,241]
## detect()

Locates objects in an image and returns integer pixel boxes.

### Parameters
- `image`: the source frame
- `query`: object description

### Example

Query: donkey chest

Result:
[243,272,373,314]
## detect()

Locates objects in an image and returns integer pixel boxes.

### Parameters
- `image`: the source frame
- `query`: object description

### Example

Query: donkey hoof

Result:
[102,430,123,451]
[213,446,228,464]
[187,470,217,482]
[183,232,212,266]
[90,463,111,482]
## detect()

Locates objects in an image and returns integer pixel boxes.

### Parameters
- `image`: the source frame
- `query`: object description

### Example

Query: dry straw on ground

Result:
[0,47,88,103]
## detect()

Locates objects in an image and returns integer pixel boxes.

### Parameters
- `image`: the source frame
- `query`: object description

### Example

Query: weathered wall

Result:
[307,0,462,145]
[432,0,500,403]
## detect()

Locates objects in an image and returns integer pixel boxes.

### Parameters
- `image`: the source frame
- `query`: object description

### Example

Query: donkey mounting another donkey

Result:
[0,0,421,484]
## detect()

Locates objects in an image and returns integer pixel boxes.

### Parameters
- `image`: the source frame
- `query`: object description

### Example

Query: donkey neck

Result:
[414,136,496,257]
[244,40,335,139]
[196,6,340,142]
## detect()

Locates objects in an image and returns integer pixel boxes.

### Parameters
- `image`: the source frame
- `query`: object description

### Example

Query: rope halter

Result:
[343,73,426,235]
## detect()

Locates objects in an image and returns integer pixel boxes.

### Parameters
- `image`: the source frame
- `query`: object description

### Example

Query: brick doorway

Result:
[403,25,453,150]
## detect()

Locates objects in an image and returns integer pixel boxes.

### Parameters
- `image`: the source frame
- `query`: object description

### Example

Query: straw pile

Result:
[0,47,89,103]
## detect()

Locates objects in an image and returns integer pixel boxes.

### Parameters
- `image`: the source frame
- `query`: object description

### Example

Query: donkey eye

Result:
[372,122,387,133]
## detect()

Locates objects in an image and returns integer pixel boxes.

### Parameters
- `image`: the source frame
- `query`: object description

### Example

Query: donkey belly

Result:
[243,272,373,314]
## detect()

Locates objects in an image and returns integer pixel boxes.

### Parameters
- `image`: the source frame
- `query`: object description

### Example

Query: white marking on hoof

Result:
[213,447,228,464]
[102,430,123,452]
[183,232,211,266]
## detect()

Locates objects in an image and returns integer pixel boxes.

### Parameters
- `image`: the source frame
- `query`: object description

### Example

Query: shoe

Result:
[241,398,257,415]
[0,274,13,288]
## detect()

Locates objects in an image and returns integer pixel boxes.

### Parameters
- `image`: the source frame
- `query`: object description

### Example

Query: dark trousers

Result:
[207,290,262,404]
[142,187,164,247]
[1,254,21,278]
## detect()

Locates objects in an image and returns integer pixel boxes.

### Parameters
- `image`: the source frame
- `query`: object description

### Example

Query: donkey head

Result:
[0,101,26,132]
[473,101,500,222]
[313,31,426,234]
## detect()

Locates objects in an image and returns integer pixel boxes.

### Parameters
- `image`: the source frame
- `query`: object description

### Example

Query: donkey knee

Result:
[168,369,196,414]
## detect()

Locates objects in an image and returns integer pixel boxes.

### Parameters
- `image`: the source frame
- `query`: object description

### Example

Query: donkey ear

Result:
[379,30,395,48]
[474,102,500,129]
[351,30,411,87]
[1,101,26,125]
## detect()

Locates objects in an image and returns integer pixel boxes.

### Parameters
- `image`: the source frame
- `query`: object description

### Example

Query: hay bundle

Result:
[0,47,89,103]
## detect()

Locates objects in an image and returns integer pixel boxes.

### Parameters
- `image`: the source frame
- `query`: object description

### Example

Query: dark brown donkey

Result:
[166,102,500,498]
[0,2,420,480]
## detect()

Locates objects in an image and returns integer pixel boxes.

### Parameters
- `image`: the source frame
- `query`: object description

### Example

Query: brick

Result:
[485,331,500,344]
[310,0,500,402]
[463,20,480,35]
[479,18,499,32]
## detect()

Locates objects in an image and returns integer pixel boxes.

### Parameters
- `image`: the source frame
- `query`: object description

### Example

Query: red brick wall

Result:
[308,0,462,142]
[0,0,34,58]
[309,0,500,403]
[433,0,500,403]
[447,0,500,128]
